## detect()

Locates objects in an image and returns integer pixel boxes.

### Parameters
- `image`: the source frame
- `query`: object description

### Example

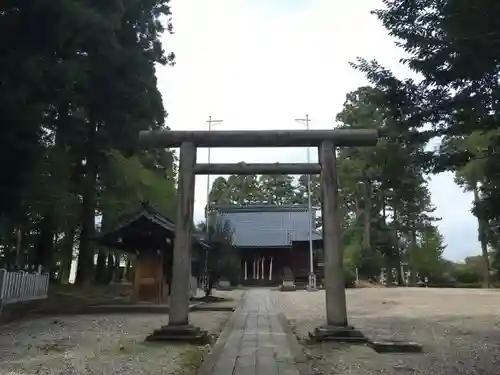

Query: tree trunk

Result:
[35,212,56,274]
[394,249,403,285]
[15,226,23,269]
[393,210,403,285]
[75,119,98,285]
[362,180,372,251]
[106,253,115,284]
[474,185,491,288]
[59,226,76,284]
[385,258,393,287]
[95,250,107,284]
[409,229,418,286]
[43,101,72,282]
[125,258,131,282]
[113,253,121,282]
[381,198,392,287]
[50,233,59,281]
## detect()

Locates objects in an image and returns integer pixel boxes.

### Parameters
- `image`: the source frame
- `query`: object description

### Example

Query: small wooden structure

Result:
[95,204,209,304]
[138,128,379,341]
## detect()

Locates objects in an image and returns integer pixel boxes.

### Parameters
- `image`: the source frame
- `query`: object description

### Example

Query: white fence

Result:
[0,269,49,306]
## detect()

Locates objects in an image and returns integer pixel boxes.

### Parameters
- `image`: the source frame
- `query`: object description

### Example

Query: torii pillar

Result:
[146,142,208,343]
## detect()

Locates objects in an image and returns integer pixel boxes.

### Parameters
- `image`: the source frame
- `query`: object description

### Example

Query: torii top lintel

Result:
[138,129,379,148]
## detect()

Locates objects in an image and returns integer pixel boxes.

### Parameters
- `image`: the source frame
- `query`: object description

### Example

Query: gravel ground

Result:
[273,288,500,375]
[0,311,232,375]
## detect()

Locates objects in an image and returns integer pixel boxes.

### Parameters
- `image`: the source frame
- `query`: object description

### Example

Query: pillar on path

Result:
[309,140,366,343]
[269,256,273,281]
[147,142,207,343]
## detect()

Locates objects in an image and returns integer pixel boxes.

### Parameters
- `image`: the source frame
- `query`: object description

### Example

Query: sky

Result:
[156,0,480,262]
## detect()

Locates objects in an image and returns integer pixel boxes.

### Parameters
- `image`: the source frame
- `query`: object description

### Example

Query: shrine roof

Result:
[210,204,312,213]
[209,204,322,248]
[94,203,210,251]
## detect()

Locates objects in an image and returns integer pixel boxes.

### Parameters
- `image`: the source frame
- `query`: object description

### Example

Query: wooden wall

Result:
[133,251,164,304]
[239,247,291,285]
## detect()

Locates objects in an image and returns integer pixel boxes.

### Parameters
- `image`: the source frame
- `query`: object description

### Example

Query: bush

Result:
[451,264,481,284]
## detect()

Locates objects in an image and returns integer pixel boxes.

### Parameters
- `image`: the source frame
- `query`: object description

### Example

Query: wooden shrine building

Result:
[94,204,209,304]
[210,204,323,286]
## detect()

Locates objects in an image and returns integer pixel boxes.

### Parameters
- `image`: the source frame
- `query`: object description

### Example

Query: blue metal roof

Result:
[211,205,321,248]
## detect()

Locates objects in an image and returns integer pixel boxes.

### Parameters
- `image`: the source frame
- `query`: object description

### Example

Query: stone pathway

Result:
[210,289,301,375]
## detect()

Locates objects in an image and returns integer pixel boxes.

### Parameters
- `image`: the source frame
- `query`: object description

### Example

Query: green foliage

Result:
[451,258,483,285]
[343,230,382,279]
[0,0,176,283]
[206,219,240,286]
[334,86,440,284]
[100,150,177,228]
[411,226,447,282]
[206,85,444,286]
[356,0,500,287]
[209,174,308,209]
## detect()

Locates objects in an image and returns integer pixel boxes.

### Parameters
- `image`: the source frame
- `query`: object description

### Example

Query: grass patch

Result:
[176,346,211,375]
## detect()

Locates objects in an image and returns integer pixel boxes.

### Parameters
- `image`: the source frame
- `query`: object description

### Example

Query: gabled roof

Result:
[211,204,311,213]
[212,204,321,248]
[95,203,175,237]
[94,202,210,251]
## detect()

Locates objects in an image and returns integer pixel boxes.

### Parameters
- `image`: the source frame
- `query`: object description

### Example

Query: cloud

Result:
[246,0,313,13]
[156,0,480,261]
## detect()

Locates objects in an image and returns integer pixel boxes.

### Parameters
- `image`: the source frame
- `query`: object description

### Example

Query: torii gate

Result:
[139,128,378,342]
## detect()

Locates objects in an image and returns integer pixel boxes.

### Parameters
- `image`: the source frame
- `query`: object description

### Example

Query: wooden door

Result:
[133,251,163,304]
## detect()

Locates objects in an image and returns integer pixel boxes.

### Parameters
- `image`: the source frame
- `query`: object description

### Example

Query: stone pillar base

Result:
[309,325,367,343]
[201,274,209,291]
[146,324,209,344]
[307,272,317,291]
[280,280,296,291]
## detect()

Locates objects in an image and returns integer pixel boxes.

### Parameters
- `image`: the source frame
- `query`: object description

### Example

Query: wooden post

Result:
[319,140,347,327]
[168,142,197,326]
[195,163,321,175]
[139,129,378,148]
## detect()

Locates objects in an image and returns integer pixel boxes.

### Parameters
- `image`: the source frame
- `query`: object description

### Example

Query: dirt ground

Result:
[273,288,500,375]
[0,289,245,375]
